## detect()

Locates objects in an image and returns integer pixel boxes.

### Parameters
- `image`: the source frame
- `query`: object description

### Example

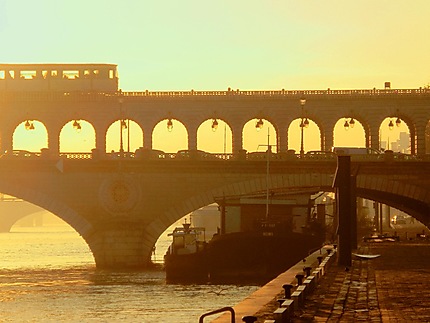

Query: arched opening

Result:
[379,117,410,152]
[243,118,277,153]
[333,118,366,148]
[13,120,48,152]
[152,118,187,153]
[106,119,143,153]
[152,204,220,264]
[59,120,95,153]
[288,118,321,153]
[0,194,94,269]
[197,119,232,154]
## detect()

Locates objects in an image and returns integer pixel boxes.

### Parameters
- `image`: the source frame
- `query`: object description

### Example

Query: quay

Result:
[210,239,430,322]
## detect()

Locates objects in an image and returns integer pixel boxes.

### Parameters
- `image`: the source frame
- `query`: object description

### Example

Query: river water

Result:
[0,225,259,322]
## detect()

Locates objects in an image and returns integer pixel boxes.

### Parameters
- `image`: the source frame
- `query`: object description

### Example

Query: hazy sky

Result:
[1,1,420,153]
[1,1,429,91]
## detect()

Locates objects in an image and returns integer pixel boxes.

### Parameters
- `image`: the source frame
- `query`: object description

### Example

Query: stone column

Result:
[232,123,244,156]
[95,126,107,153]
[47,125,60,156]
[369,122,380,151]
[87,221,148,269]
[0,127,13,154]
[187,123,198,151]
[415,120,426,155]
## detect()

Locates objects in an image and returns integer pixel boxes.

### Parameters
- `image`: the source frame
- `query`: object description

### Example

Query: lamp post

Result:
[119,98,124,153]
[299,98,306,157]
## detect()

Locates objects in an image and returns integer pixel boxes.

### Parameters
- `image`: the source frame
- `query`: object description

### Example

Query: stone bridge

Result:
[0,155,429,269]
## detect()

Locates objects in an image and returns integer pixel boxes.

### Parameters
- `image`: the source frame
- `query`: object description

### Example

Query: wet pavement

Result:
[296,240,430,322]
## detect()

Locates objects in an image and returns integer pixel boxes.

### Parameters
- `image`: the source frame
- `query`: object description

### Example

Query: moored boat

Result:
[164,222,209,282]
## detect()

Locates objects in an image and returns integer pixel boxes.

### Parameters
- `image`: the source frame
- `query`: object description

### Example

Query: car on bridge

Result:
[175,150,218,160]
[1,150,39,158]
[305,151,336,160]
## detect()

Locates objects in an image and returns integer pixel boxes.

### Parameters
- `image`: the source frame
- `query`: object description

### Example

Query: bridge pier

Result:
[87,222,149,269]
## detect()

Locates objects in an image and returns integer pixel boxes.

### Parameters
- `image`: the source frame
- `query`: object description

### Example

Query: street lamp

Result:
[167,119,173,132]
[72,120,82,132]
[24,120,35,131]
[255,119,264,131]
[211,119,219,132]
[299,98,306,157]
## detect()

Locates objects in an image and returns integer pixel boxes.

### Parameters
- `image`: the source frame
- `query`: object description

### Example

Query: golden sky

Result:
[2,1,420,152]
[1,1,429,91]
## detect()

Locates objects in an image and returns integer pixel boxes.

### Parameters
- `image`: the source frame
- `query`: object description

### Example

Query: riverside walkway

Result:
[211,237,430,322]
[295,240,430,322]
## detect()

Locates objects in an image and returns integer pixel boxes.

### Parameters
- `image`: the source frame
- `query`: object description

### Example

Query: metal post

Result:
[299,98,306,157]
[300,111,304,157]
[351,175,357,250]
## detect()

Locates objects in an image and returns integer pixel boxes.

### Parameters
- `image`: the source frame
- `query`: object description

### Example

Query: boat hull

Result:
[165,231,324,284]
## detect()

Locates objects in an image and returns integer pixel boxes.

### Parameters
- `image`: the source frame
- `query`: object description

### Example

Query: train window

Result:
[93,69,100,77]
[51,70,58,77]
[20,70,37,79]
[109,69,114,79]
[42,70,48,79]
[62,70,79,79]
[8,71,15,79]
[83,70,90,78]
[0,71,4,80]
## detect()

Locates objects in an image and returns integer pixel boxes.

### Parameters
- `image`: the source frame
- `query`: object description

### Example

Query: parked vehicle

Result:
[332,147,381,155]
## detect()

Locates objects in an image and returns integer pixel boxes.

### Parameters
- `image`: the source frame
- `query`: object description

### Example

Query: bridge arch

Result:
[0,182,94,251]
[59,119,96,153]
[152,117,188,152]
[197,118,233,153]
[142,170,430,267]
[13,119,48,152]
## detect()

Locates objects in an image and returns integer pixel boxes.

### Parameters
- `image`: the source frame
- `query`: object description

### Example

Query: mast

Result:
[266,127,270,220]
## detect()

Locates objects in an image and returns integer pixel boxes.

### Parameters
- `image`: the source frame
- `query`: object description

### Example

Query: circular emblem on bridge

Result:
[98,176,140,215]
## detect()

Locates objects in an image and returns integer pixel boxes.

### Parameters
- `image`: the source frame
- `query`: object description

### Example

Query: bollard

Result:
[317,256,323,264]
[295,273,305,285]
[282,284,293,299]
[303,266,312,277]
[242,315,257,323]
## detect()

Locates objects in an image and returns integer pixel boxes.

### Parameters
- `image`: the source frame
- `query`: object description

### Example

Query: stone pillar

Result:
[415,121,426,155]
[322,127,333,151]
[95,127,107,153]
[187,124,198,151]
[47,126,60,156]
[232,124,244,156]
[87,221,148,269]
[369,123,380,151]
[0,127,13,154]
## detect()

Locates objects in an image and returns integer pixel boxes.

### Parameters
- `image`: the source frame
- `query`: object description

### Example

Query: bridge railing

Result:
[1,150,422,162]
[1,88,430,101]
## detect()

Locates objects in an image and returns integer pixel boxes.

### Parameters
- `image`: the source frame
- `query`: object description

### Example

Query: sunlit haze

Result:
[2,1,423,152]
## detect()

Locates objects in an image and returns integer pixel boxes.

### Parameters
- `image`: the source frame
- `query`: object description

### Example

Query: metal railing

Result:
[199,306,235,323]
[1,87,430,102]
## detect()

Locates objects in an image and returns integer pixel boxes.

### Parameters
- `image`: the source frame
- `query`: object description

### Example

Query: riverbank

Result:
[212,246,335,322]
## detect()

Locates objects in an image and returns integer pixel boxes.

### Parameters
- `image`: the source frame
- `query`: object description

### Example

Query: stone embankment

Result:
[208,237,430,322]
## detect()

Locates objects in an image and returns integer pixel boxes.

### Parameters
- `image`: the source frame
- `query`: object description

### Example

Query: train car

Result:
[0,63,118,93]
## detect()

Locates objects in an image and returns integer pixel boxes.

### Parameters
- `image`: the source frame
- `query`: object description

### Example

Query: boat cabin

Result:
[167,223,206,256]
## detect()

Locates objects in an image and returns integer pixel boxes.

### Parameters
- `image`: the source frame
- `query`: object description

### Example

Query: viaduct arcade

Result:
[0,65,430,155]
[0,63,430,269]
